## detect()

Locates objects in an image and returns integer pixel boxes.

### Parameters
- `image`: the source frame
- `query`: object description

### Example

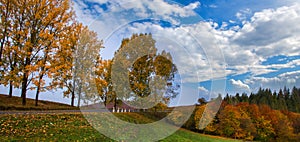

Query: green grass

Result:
[0,94,77,110]
[0,94,240,141]
[0,113,240,142]
[162,129,240,142]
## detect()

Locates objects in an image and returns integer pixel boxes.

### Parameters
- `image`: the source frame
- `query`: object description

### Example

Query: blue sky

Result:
[73,0,300,104]
[1,0,299,106]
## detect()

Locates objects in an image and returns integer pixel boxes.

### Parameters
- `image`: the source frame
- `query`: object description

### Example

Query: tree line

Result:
[224,86,300,113]
[170,87,300,141]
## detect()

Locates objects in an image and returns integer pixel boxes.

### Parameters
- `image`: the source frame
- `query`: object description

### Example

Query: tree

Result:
[197,97,207,105]
[277,89,287,110]
[58,25,103,107]
[95,59,112,106]
[112,33,179,110]
[32,1,81,106]
[74,26,102,107]
[255,116,275,141]
[0,0,12,62]
[0,0,76,105]
[0,34,20,98]
[0,0,20,98]
[216,105,244,138]
[291,86,300,113]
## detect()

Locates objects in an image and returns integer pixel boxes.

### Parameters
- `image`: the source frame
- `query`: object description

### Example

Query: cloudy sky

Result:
[71,0,300,105]
[2,0,299,106]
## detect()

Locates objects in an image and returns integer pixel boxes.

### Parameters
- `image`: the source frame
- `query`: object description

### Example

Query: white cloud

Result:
[185,1,201,9]
[236,8,252,21]
[245,70,300,92]
[278,70,300,78]
[230,79,250,91]
[208,4,217,8]
[232,4,300,57]
[198,86,209,93]
[73,0,202,45]
[214,3,300,79]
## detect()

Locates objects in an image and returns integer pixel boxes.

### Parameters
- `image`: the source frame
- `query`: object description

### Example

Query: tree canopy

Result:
[111,33,179,110]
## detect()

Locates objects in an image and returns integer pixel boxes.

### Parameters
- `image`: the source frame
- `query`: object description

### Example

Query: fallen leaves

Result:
[0,113,105,141]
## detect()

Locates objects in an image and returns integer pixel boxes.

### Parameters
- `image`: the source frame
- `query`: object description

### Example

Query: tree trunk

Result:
[21,73,28,106]
[104,96,107,106]
[77,84,82,107]
[71,90,75,107]
[35,74,44,106]
[8,81,13,97]
[35,86,40,106]
[8,54,17,98]
[114,97,117,109]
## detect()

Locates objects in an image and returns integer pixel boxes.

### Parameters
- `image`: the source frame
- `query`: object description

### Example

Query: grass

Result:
[0,113,109,141]
[162,129,240,142]
[0,95,240,141]
[0,112,240,142]
[0,94,77,110]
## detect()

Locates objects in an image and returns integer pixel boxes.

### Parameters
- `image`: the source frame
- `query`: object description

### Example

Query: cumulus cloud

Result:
[216,3,300,79]
[245,70,300,92]
[74,0,200,23]
[230,79,250,91]
[231,4,300,57]
[198,86,209,93]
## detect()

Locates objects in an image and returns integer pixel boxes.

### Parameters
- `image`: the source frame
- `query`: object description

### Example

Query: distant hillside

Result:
[0,94,78,110]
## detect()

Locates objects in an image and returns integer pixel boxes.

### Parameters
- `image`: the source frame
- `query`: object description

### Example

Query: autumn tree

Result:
[260,105,295,141]
[216,105,247,139]
[0,0,20,98]
[197,97,207,105]
[95,59,112,106]
[54,25,103,107]
[0,0,12,62]
[225,86,300,113]
[0,0,77,105]
[112,33,179,110]
[254,116,275,141]
[31,1,82,106]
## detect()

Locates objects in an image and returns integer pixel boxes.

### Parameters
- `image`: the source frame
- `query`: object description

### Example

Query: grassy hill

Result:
[0,112,240,142]
[0,95,240,141]
[0,94,77,110]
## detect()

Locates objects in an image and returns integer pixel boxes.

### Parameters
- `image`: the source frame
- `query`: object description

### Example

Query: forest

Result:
[175,86,300,141]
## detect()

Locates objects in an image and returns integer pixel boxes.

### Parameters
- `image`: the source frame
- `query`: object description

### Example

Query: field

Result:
[0,112,240,142]
[0,94,240,141]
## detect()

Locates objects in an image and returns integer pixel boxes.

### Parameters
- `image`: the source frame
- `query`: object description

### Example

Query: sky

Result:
[1,0,300,106]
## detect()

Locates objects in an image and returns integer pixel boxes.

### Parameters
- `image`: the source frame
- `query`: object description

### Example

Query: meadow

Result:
[0,112,240,142]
